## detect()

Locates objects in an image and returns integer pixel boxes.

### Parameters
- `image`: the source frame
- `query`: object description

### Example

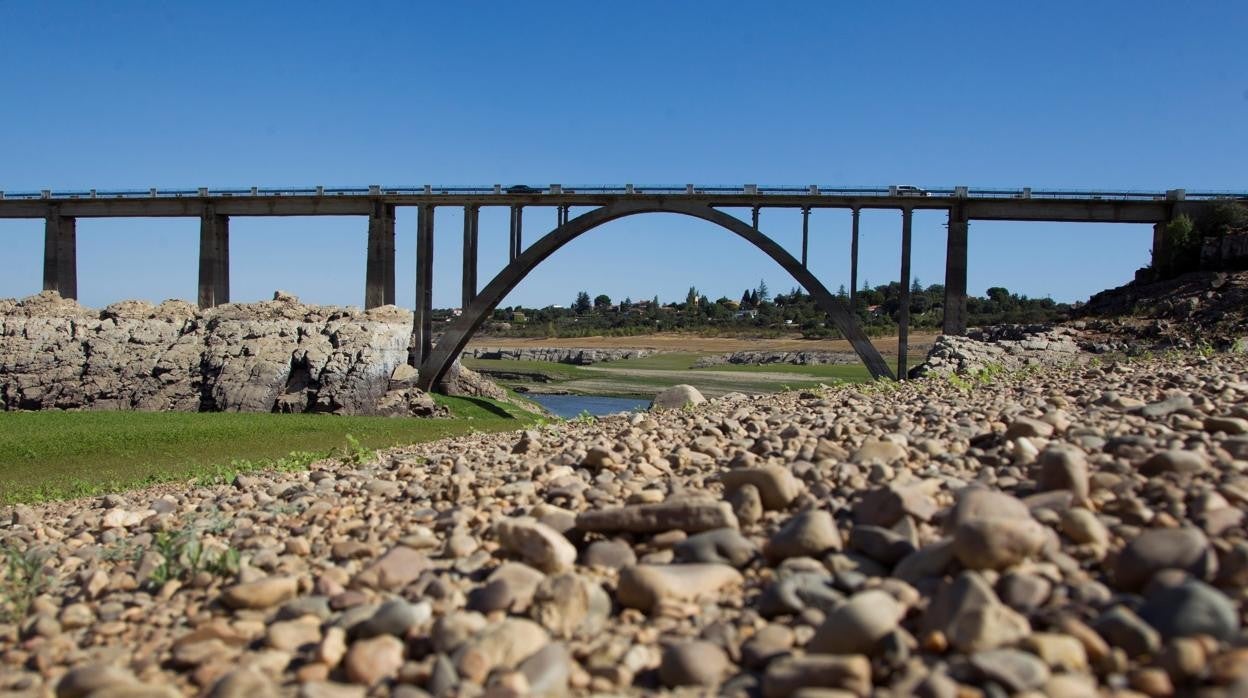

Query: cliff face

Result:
[0,292,439,416]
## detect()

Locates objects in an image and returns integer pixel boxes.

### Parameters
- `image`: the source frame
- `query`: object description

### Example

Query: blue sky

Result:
[1,2,1244,309]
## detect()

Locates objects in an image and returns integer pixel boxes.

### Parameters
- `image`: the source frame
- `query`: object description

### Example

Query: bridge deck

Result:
[0,185,1237,223]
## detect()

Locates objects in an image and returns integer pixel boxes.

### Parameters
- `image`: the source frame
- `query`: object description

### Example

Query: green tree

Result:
[619,297,632,312]
[593,294,612,310]
[685,286,699,309]
[573,291,591,314]
[756,279,770,304]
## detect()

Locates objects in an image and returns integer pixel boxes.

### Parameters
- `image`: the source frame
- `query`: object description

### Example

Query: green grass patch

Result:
[601,353,702,371]
[0,396,538,505]
[697,362,873,381]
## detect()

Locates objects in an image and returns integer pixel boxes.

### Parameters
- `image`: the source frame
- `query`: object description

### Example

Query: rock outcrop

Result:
[914,325,1086,378]
[0,291,441,415]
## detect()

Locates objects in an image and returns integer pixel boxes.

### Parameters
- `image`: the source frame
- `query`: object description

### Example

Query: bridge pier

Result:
[943,206,969,335]
[751,206,760,229]
[849,208,860,306]
[462,205,479,309]
[509,206,523,262]
[898,208,913,380]
[800,207,810,268]
[43,210,77,300]
[197,209,229,308]
[411,204,435,367]
[557,205,569,227]
[365,202,396,308]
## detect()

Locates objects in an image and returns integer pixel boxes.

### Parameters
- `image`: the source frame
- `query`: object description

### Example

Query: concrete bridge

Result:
[1,184,1238,388]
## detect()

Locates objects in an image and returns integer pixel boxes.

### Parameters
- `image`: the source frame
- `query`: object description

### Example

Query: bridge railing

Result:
[1,185,1244,202]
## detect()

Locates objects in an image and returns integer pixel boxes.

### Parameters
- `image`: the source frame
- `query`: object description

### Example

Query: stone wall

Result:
[0,292,440,416]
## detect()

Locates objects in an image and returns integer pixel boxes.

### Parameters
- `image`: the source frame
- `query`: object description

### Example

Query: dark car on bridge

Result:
[505,185,541,194]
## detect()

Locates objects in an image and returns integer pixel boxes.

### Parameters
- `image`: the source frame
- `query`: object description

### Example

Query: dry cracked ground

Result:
[5,353,1248,697]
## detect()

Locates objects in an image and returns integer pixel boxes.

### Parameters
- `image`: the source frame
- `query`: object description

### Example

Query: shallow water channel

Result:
[524,393,651,418]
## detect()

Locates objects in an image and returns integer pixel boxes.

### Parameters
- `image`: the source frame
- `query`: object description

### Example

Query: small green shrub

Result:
[146,530,240,587]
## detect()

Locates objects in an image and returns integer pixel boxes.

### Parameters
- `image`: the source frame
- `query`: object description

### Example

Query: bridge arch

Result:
[416,199,894,391]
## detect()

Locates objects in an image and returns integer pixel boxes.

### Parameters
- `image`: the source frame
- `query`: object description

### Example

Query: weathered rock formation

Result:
[914,325,1086,378]
[463,347,655,365]
[0,291,443,415]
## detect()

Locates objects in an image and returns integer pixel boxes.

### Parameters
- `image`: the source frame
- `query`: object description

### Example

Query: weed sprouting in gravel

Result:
[0,545,48,622]
[146,530,240,587]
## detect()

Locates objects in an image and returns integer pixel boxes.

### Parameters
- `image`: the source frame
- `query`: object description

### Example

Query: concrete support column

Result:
[43,211,77,300]
[197,209,230,308]
[943,206,969,336]
[365,202,396,308]
[412,204,435,366]
[462,205,478,309]
[897,208,913,380]
[800,207,810,268]
[509,205,523,262]
[751,206,760,229]
[1151,221,1168,270]
[849,208,860,306]
[556,205,569,227]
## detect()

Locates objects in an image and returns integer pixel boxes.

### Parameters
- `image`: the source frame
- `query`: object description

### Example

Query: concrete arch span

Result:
[415,199,894,392]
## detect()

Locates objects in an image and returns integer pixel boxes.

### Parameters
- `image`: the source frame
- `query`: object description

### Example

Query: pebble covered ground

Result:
[4,352,1248,697]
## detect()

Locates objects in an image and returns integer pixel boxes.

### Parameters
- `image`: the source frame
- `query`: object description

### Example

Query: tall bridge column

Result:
[800,207,810,268]
[897,207,913,380]
[412,204,435,367]
[198,208,229,308]
[557,205,570,227]
[365,202,396,308]
[943,206,969,336]
[462,205,478,308]
[43,210,77,299]
[751,206,760,229]
[849,207,860,306]
[509,205,523,262]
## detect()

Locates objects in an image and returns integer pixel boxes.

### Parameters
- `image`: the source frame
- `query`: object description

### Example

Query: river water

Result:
[525,393,651,418]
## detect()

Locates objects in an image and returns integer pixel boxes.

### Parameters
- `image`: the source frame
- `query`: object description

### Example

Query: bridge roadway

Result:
[1,184,1239,387]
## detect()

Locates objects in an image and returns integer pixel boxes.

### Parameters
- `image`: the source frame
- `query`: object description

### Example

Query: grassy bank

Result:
[0,395,538,505]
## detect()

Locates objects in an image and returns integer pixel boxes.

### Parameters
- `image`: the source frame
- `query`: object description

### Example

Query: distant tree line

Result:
[481,278,1069,339]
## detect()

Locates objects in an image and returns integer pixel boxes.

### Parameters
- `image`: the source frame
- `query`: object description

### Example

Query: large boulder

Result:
[651,384,706,411]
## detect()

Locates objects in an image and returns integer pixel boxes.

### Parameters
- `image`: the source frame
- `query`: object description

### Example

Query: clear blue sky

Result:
[1,2,1244,310]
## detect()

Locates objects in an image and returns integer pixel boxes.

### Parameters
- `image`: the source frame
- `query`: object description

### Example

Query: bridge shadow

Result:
[450,395,516,419]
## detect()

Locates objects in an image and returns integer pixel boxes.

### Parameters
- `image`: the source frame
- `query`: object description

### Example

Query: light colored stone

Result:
[221,576,299,610]
[808,589,904,655]
[496,517,577,574]
[616,563,743,612]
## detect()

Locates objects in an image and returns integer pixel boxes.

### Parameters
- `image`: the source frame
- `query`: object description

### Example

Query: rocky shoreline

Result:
[4,352,1248,696]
